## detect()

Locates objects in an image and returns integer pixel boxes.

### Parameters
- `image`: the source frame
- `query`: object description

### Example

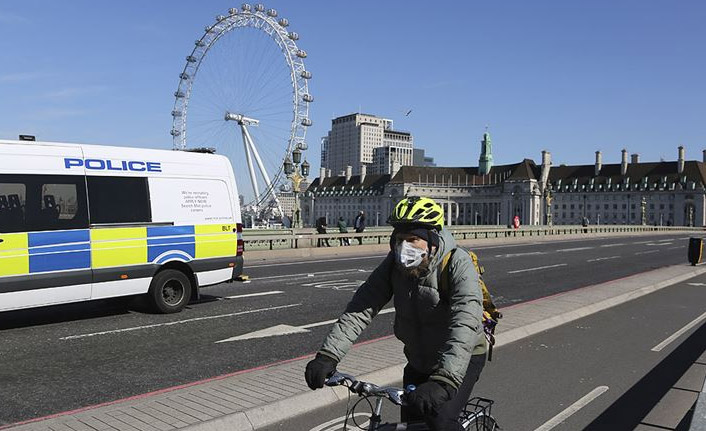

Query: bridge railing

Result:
[241,225,705,251]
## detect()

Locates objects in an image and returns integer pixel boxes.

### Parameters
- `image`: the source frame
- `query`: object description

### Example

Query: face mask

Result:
[396,240,427,268]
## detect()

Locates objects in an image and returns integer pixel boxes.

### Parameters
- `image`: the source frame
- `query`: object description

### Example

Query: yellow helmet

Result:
[389,196,444,231]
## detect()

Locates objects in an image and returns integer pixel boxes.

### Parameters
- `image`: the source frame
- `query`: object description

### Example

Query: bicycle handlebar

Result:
[325,371,408,406]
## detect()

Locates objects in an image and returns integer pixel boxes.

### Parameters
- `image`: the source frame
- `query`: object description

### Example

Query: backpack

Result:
[440,248,502,361]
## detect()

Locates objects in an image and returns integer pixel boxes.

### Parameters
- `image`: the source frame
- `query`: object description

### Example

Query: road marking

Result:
[215,308,395,343]
[632,240,652,244]
[252,269,364,281]
[652,310,706,352]
[668,246,683,250]
[635,250,659,255]
[300,279,364,291]
[495,251,547,258]
[60,304,302,340]
[508,263,567,274]
[688,283,706,287]
[645,242,673,247]
[223,291,283,299]
[600,243,625,248]
[587,256,620,262]
[556,247,593,252]
[534,386,609,431]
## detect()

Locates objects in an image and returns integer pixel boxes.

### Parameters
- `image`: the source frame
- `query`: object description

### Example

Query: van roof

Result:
[0,139,226,161]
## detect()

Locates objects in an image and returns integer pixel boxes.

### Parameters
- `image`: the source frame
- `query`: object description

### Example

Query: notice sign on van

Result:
[149,178,232,223]
[181,190,212,213]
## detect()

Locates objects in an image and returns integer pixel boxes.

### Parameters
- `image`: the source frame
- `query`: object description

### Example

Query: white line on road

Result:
[508,263,567,274]
[635,250,659,255]
[252,269,364,281]
[600,243,626,248]
[60,304,302,341]
[534,386,609,431]
[495,251,546,258]
[223,291,283,299]
[556,247,593,252]
[633,240,652,244]
[668,246,683,250]
[651,310,706,352]
[587,256,620,263]
[215,308,396,343]
[300,308,395,329]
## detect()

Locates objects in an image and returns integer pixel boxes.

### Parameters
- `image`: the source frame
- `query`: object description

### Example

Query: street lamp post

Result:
[283,147,309,229]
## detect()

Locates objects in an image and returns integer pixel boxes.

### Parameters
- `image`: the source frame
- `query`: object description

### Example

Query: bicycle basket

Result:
[461,397,498,430]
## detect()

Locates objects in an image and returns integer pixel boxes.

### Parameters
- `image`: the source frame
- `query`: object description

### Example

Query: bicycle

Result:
[325,372,499,430]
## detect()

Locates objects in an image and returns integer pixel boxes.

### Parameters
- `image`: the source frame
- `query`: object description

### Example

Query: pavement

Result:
[5,261,706,431]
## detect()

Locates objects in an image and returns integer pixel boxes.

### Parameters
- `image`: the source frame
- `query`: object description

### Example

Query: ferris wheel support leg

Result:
[242,125,284,216]
[241,126,260,211]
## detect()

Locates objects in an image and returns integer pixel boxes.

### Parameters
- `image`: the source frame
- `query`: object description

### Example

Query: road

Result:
[267,272,706,431]
[0,233,691,425]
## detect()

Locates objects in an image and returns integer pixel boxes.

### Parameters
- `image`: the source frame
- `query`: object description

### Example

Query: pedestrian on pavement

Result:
[316,216,330,247]
[305,197,486,431]
[354,211,366,245]
[337,216,350,246]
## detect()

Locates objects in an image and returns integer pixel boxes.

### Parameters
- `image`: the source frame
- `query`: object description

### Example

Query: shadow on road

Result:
[585,322,706,430]
[0,297,138,330]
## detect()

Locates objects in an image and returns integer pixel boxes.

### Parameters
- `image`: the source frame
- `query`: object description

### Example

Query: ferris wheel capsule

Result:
[288,32,299,40]
[186,55,198,63]
[195,39,206,47]
[216,15,225,21]
[241,4,252,12]
[301,118,312,127]
[179,72,190,80]
[267,9,277,17]
[278,18,289,27]
[300,70,312,79]
[229,8,238,15]
[303,94,314,102]
[205,25,214,32]
[171,110,183,117]
[255,4,265,12]
[296,49,307,58]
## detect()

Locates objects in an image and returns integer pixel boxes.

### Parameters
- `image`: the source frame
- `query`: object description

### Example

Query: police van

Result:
[0,139,244,313]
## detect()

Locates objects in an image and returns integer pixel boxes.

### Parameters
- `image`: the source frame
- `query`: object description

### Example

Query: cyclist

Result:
[305,196,487,431]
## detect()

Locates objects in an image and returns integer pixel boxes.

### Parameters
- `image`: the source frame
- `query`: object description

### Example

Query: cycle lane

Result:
[263,266,706,431]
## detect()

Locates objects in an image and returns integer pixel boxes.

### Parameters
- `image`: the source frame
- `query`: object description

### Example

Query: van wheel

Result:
[148,269,192,314]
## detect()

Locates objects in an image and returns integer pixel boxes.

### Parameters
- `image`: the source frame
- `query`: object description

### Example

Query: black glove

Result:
[304,353,338,390]
[406,381,456,416]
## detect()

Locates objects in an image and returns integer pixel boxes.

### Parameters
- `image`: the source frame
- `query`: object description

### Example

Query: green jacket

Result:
[319,228,486,389]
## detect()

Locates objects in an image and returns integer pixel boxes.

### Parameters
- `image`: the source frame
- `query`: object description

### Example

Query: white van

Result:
[0,139,244,313]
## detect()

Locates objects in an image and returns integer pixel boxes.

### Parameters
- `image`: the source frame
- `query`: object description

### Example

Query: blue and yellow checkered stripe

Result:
[0,224,238,276]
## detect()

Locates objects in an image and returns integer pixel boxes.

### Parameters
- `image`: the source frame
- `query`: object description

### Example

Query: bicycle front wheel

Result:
[463,414,499,431]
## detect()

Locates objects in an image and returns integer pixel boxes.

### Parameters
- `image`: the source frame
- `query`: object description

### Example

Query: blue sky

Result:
[0,1,704,173]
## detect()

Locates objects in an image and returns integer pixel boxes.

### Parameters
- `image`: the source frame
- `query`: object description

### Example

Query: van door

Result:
[87,175,152,299]
[0,173,91,311]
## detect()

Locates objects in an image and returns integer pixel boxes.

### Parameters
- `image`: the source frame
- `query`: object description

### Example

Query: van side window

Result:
[87,176,151,224]
[0,181,27,233]
[0,174,89,233]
